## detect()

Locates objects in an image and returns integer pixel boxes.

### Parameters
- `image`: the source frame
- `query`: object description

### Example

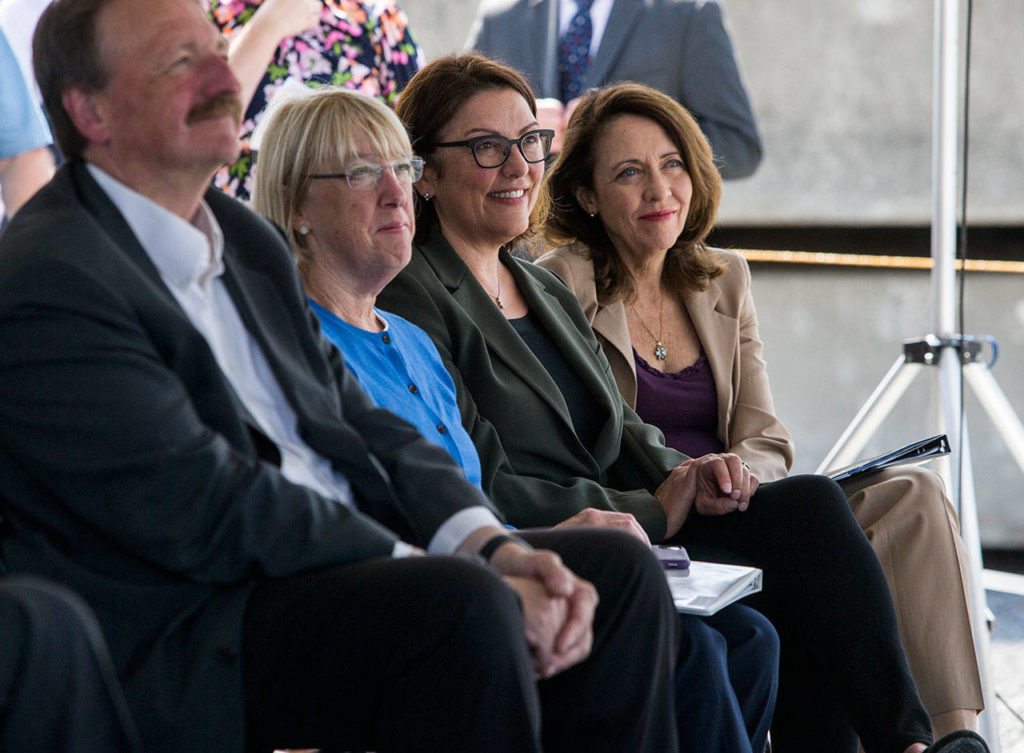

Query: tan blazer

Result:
[539,246,987,717]
[537,243,794,481]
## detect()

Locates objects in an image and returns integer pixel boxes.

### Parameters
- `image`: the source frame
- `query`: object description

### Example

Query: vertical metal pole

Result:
[958,426,1000,752]
[932,0,999,746]
[932,0,960,475]
[931,0,958,344]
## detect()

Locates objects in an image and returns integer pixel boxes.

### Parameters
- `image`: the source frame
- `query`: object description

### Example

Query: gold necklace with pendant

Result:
[629,294,667,361]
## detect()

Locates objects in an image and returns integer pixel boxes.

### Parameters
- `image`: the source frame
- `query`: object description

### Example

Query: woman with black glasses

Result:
[377,53,781,753]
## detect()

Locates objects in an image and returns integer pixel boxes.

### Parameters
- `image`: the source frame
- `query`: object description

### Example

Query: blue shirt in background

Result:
[310,299,483,489]
[0,30,51,161]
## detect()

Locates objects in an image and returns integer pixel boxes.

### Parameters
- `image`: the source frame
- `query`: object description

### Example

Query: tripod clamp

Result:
[903,334,999,369]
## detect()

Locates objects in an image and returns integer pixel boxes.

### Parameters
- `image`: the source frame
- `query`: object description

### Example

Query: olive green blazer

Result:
[536,243,794,481]
[378,233,688,541]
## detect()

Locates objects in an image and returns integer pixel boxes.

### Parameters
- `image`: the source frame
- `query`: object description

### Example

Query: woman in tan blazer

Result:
[536,82,983,743]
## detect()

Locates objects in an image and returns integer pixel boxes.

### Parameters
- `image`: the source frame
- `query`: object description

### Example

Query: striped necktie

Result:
[558,0,595,103]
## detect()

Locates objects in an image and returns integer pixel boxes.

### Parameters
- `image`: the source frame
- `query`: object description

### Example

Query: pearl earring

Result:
[298,226,310,235]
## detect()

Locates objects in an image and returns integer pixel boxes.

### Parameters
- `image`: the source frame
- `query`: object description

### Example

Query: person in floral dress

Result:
[203,0,423,200]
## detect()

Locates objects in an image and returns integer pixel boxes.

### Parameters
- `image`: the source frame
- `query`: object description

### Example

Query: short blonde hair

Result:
[251,86,413,269]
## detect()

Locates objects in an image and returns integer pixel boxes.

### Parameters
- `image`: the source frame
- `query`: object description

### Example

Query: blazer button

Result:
[382,333,391,344]
[408,384,418,394]
[436,424,447,434]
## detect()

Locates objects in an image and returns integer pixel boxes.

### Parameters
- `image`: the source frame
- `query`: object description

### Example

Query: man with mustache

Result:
[0,0,680,751]
[186,93,244,125]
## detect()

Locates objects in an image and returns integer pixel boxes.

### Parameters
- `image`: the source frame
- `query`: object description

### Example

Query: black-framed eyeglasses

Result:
[435,129,554,168]
[305,157,425,189]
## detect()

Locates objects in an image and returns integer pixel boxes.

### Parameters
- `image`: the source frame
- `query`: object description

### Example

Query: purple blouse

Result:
[633,349,724,458]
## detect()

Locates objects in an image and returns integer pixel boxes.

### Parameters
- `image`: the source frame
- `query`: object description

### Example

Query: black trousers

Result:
[676,605,779,753]
[675,474,934,753]
[0,576,143,753]
[241,527,679,753]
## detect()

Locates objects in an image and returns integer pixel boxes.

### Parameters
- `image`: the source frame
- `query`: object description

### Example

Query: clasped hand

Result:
[489,543,598,680]
[656,452,759,537]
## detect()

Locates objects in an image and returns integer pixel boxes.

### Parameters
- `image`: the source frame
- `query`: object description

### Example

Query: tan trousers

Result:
[840,467,984,716]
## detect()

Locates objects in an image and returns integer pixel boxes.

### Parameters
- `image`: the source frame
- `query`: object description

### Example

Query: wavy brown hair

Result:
[537,83,723,303]
[395,53,537,246]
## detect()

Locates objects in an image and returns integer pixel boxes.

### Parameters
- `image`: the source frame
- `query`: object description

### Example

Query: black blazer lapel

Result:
[70,162,174,298]
[218,242,336,420]
[511,262,623,460]
[217,230,405,524]
[70,164,274,459]
[423,239,580,433]
[510,259,618,407]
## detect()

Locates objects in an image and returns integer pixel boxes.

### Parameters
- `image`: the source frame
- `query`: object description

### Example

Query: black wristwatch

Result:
[478,533,532,562]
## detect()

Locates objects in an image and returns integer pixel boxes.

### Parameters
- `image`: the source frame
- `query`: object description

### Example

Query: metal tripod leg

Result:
[951,425,1000,752]
[934,344,999,751]
[814,357,925,476]
[955,360,1024,752]
[814,337,1010,750]
[964,362,1024,476]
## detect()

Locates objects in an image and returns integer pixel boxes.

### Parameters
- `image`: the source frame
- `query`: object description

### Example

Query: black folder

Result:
[827,434,950,483]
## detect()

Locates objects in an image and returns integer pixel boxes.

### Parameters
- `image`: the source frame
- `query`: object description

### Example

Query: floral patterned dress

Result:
[203,0,424,200]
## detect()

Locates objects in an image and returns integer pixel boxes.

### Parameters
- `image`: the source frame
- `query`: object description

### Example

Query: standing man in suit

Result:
[0,0,680,751]
[465,0,762,179]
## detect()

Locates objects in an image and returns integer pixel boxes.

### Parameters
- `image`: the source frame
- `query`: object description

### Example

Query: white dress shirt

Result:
[88,165,502,556]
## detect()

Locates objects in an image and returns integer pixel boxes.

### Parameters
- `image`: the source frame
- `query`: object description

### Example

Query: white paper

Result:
[665,561,763,616]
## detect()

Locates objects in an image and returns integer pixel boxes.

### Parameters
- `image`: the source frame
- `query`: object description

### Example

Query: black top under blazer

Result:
[0,163,497,753]
[377,232,689,542]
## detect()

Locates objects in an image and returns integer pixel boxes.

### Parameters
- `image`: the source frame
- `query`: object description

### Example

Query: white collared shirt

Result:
[559,0,615,58]
[88,165,502,556]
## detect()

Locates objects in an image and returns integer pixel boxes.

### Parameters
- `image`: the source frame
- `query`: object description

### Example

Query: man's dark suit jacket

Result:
[377,232,688,544]
[465,0,763,179]
[0,163,498,753]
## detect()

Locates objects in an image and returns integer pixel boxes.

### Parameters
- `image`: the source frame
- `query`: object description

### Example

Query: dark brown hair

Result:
[537,82,723,303]
[395,53,537,245]
[33,0,118,160]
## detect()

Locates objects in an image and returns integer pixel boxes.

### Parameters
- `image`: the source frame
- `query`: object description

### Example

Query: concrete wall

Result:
[749,263,1024,547]
[402,0,1024,226]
